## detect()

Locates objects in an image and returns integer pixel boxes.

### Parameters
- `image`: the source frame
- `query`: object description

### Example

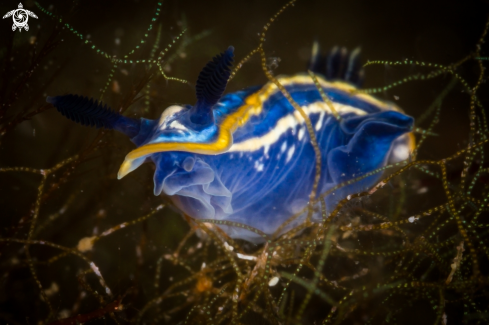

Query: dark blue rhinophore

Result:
[189,46,234,126]
[46,95,141,138]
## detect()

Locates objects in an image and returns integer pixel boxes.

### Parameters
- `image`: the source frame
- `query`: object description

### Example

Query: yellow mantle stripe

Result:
[117,75,400,179]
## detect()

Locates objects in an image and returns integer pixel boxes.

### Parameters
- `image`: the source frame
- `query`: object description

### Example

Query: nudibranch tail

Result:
[47,95,141,138]
[190,46,234,126]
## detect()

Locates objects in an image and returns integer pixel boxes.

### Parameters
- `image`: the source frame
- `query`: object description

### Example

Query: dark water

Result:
[1,0,488,324]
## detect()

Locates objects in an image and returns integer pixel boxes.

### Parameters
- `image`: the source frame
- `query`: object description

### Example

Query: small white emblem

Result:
[3,3,38,32]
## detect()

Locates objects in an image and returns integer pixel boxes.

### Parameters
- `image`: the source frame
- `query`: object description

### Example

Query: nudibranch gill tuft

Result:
[48,44,414,243]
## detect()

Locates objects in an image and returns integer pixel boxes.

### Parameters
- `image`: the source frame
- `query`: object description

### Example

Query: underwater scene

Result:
[1,0,489,324]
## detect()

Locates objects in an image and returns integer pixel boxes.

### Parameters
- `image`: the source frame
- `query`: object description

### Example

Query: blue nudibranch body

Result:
[48,45,414,243]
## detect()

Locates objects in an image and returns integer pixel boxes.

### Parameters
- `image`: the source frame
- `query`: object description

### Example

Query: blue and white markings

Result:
[48,46,414,243]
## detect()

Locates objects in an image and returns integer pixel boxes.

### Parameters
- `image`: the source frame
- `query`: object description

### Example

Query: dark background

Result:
[0,0,488,323]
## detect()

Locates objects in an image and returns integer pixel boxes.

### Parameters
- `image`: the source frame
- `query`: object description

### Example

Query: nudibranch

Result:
[47,45,414,243]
